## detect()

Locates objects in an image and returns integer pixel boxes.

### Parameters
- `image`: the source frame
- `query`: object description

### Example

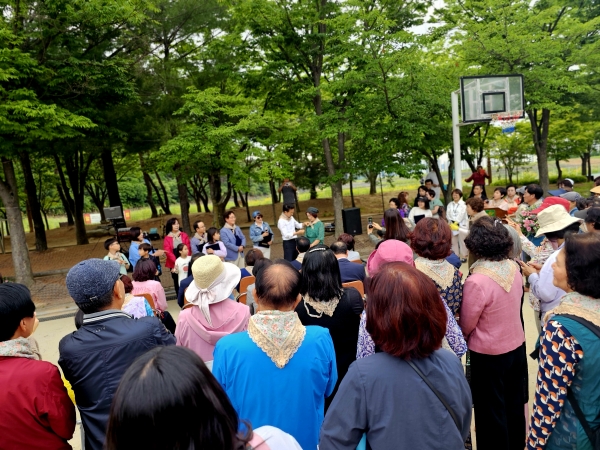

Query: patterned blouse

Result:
[527,320,583,449]
[356,298,467,359]
[520,236,556,312]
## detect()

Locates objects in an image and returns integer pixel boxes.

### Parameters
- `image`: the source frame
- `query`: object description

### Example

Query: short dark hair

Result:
[255,263,301,308]
[451,189,463,198]
[104,238,118,250]
[139,243,153,253]
[494,187,507,196]
[222,210,235,222]
[416,197,430,209]
[74,309,84,329]
[425,179,433,184]
[411,218,452,260]
[300,247,343,302]
[564,233,600,298]
[244,248,263,266]
[129,227,142,241]
[165,218,179,234]
[105,346,251,450]
[120,275,134,294]
[417,185,428,194]
[296,236,310,253]
[562,179,573,188]
[207,227,219,243]
[465,216,513,261]
[544,222,581,241]
[389,198,400,208]
[366,262,447,360]
[585,207,600,230]
[330,241,348,255]
[507,184,517,191]
[132,259,157,282]
[466,197,485,213]
[337,233,355,251]
[382,209,411,243]
[176,243,188,254]
[427,189,436,198]
[193,221,204,231]
[526,184,544,199]
[0,283,35,341]
[282,203,295,213]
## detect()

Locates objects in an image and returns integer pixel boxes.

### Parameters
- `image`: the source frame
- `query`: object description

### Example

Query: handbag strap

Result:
[559,314,600,445]
[405,359,461,432]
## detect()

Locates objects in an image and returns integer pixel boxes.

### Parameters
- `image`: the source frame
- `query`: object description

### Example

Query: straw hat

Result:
[185,255,241,325]
[590,186,600,195]
[535,205,582,238]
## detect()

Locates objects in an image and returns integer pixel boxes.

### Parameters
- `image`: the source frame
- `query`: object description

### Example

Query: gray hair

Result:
[503,224,522,259]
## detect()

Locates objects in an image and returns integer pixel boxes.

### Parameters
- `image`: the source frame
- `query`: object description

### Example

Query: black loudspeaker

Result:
[342,207,362,235]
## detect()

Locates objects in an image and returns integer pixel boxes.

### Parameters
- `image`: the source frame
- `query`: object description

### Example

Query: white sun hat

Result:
[535,204,583,238]
[185,255,241,325]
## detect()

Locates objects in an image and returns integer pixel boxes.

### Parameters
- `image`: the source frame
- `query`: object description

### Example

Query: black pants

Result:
[470,344,526,450]
[282,239,298,262]
[171,271,179,298]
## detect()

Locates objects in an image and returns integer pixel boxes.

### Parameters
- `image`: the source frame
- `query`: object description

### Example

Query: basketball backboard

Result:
[460,75,524,123]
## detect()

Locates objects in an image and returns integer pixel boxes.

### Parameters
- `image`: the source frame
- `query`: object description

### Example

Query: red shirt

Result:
[465,170,491,186]
[0,356,76,450]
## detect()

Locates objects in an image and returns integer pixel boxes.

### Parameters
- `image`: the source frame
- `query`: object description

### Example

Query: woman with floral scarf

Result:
[526,233,600,449]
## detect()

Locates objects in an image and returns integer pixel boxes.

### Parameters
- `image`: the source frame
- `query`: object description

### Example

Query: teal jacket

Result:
[305,220,324,245]
[547,315,600,450]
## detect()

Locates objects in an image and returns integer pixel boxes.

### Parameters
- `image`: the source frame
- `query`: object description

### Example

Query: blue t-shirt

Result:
[213,326,337,450]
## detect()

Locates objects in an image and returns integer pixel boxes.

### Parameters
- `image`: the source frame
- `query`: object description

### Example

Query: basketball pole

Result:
[451,90,463,191]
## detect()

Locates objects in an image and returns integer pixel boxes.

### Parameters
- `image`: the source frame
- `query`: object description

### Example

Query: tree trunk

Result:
[232,190,240,208]
[56,184,74,225]
[588,147,592,180]
[142,171,159,218]
[0,158,34,286]
[367,170,377,195]
[581,153,587,177]
[175,174,191,234]
[269,180,279,204]
[349,176,355,208]
[25,198,34,233]
[154,171,172,215]
[101,148,122,208]
[555,158,563,181]
[238,190,247,208]
[19,152,47,250]
[310,183,317,200]
[527,108,550,193]
[61,152,93,246]
[43,210,50,230]
[138,154,158,218]
[208,175,232,228]
[244,191,251,222]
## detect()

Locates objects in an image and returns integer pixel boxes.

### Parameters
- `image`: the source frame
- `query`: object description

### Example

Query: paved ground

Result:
[37,289,542,450]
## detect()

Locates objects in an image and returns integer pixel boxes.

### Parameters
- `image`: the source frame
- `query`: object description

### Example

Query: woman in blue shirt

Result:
[249,211,274,259]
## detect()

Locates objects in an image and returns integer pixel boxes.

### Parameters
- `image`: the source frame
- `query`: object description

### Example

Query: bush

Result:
[491,171,589,187]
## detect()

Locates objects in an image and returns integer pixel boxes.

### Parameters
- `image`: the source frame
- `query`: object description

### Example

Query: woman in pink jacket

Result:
[175,255,250,370]
[459,216,526,450]
[163,217,191,298]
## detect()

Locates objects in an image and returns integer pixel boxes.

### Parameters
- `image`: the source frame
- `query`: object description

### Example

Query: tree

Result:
[489,125,534,183]
[438,0,600,193]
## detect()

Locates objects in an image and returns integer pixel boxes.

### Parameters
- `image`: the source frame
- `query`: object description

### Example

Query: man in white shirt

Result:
[277,203,304,261]
[425,170,441,199]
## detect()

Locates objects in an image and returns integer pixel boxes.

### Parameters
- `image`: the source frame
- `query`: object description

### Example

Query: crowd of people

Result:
[2,178,600,450]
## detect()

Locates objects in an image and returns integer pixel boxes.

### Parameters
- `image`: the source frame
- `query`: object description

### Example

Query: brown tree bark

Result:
[527,108,551,193]
[101,149,122,208]
[19,151,47,250]
[0,158,34,286]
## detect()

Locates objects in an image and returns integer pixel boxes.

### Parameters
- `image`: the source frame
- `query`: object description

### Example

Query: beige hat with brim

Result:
[591,186,600,194]
[185,255,241,325]
[535,204,583,238]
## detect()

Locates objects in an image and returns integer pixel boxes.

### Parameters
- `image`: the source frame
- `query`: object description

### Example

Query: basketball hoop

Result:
[490,110,523,134]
